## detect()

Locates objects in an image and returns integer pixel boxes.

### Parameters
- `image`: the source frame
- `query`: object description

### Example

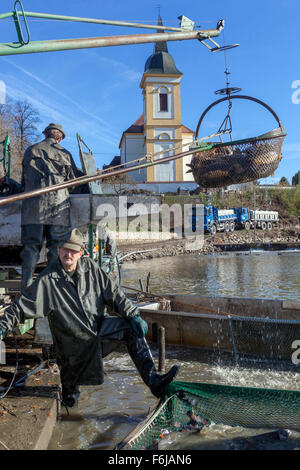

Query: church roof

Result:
[144,51,182,75]
[103,155,121,170]
[182,124,195,134]
[123,114,194,136]
[124,114,144,134]
[144,15,182,75]
[120,114,194,147]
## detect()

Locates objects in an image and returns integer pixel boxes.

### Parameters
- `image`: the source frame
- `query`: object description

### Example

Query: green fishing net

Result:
[116,381,300,450]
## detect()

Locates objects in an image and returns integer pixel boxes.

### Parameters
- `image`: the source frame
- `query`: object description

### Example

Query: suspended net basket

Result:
[116,381,300,450]
[188,95,287,188]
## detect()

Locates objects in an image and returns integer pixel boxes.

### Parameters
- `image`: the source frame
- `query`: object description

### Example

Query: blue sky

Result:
[0,0,299,183]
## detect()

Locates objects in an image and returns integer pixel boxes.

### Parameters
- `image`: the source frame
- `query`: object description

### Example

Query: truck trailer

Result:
[191,206,279,235]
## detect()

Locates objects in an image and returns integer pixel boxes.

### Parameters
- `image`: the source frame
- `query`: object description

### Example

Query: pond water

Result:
[48,251,300,450]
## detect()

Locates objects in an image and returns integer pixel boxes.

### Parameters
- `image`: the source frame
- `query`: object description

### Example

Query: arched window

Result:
[157,133,170,140]
[159,87,169,112]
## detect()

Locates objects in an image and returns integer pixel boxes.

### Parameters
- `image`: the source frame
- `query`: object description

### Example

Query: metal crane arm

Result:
[0,2,228,56]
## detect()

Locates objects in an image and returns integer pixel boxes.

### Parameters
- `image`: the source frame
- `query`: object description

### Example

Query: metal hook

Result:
[13,0,30,45]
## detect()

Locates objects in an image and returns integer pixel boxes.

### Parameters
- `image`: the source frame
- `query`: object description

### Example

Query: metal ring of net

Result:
[189,95,287,188]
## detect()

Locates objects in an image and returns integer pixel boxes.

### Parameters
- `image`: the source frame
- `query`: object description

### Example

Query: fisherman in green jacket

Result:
[0,229,179,408]
[20,123,84,293]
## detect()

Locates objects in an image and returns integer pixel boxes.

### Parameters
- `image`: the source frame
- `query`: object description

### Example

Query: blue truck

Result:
[191,206,279,235]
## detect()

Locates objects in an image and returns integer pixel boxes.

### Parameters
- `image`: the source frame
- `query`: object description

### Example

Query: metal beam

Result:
[0,29,222,56]
[1,10,186,32]
[0,144,212,206]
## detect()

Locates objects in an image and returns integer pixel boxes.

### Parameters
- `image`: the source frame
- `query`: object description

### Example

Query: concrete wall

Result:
[129,182,198,193]
[0,201,22,245]
[0,194,162,246]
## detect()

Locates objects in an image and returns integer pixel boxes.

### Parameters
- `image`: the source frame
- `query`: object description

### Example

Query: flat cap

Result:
[60,229,84,252]
[42,123,66,139]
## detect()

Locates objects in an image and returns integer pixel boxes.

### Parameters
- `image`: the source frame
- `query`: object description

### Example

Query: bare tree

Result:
[11,99,41,156]
[0,99,41,181]
[101,173,138,195]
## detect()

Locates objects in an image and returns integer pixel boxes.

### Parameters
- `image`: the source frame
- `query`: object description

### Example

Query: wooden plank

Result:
[0,280,21,289]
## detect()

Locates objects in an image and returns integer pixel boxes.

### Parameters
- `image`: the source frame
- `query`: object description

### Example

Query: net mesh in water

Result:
[189,128,285,188]
[117,381,300,450]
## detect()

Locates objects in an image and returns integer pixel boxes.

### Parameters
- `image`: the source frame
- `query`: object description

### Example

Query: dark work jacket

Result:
[0,176,22,197]
[21,137,83,226]
[0,256,138,389]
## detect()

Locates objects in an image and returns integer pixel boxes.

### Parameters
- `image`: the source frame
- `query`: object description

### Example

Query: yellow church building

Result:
[116,18,198,193]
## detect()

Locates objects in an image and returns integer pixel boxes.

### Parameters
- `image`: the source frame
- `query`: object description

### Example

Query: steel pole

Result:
[4,10,185,32]
[0,145,210,206]
[158,326,166,373]
[0,29,221,56]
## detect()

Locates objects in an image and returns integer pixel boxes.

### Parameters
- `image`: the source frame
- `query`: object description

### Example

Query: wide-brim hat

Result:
[42,123,66,139]
[60,229,84,252]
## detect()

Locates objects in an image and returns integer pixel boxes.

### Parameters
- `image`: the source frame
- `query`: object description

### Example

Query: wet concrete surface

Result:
[0,340,60,450]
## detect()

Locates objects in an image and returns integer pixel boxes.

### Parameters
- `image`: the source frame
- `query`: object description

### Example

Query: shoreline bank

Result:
[117,228,300,262]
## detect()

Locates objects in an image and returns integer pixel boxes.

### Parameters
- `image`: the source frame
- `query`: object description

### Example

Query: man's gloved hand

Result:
[0,328,3,340]
[129,315,148,338]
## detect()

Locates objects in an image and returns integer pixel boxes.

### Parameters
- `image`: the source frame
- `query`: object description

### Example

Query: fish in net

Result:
[187,127,285,188]
[116,381,300,450]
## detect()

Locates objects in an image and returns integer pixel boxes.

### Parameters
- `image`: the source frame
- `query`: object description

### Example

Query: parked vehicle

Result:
[234,207,279,231]
[191,206,279,235]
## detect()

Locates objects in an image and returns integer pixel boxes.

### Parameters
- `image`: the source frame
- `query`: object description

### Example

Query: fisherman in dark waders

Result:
[0,229,179,407]
[20,123,85,293]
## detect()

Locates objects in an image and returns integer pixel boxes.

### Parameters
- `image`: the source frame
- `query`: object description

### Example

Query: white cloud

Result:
[0,57,120,142]
[85,50,142,82]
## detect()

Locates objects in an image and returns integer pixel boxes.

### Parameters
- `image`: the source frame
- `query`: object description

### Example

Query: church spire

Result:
[154,13,168,54]
[143,12,182,75]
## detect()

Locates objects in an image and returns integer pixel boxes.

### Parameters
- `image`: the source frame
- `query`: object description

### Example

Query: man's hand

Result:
[129,315,148,338]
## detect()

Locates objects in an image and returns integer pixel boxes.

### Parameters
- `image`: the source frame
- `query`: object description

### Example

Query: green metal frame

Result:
[88,224,94,260]
[98,238,103,268]
[88,224,103,268]
[0,1,226,56]
[0,134,11,177]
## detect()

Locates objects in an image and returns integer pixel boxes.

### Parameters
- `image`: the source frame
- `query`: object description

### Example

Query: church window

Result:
[157,133,170,141]
[159,92,168,111]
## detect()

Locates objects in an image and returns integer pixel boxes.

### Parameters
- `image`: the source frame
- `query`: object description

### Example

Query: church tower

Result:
[118,15,195,187]
[141,15,183,182]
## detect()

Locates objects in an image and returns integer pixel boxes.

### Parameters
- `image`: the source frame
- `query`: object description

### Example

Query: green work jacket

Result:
[21,137,83,226]
[0,256,138,389]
